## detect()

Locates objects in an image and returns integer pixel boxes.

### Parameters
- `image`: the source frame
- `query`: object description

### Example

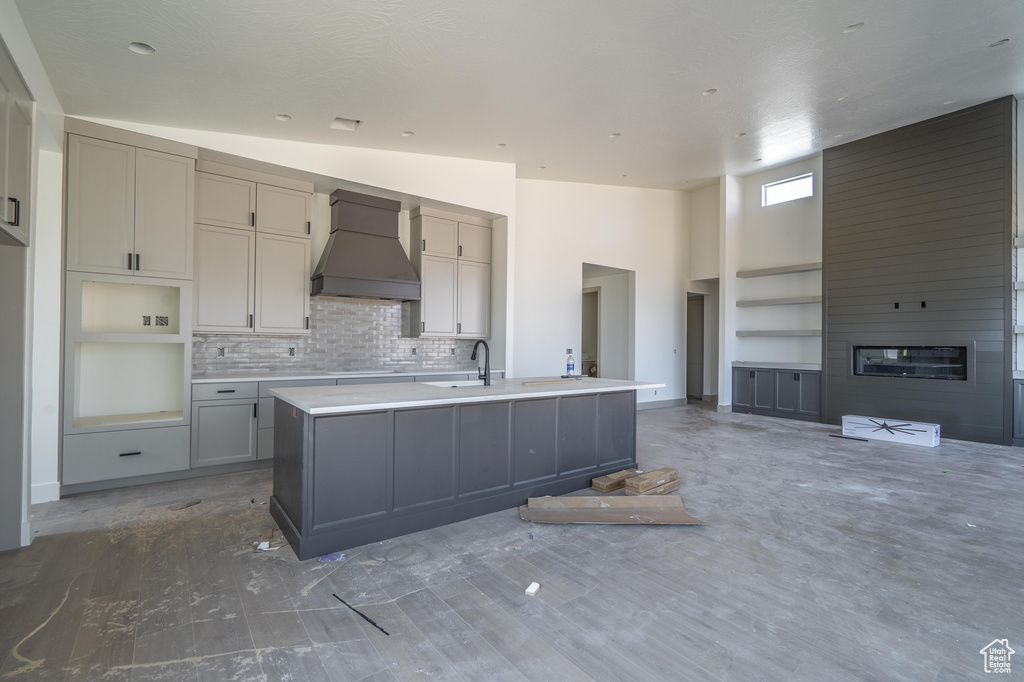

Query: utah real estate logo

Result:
[979,639,1014,674]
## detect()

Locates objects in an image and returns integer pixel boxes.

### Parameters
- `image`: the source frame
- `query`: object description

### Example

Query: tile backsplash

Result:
[192,297,480,377]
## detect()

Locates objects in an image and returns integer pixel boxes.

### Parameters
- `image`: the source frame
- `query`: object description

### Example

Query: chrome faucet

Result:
[471,340,491,386]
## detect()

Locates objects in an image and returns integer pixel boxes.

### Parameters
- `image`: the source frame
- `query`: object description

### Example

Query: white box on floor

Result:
[842,415,940,447]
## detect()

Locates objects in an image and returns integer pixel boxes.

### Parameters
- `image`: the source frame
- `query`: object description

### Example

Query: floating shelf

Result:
[736,296,822,308]
[1015,326,1024,335]
[1015,237,1024,248]
[736,329,822,338]
[1014,282,1024,290]
[736,262,822,279]
[72,410,185,429]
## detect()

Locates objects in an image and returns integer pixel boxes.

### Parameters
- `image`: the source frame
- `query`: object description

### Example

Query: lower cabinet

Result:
[732,367,821,421]
[190,398,258,467]
[1013,380,1024,444]
[63,426,191,485]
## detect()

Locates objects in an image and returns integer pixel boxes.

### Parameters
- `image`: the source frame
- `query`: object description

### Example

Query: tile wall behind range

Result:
[192,297,479,377]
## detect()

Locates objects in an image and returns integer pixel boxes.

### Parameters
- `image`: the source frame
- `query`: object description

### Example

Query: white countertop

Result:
[192,369,503,384]
[270,376,664,415]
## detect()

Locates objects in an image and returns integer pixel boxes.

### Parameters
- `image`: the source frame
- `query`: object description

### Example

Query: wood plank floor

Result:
[2,404,1022,680]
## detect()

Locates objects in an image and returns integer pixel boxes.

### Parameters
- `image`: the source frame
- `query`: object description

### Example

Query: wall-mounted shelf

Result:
[736,262,822,279]
[1014,326,1024,335]
[736,296,822,308]
[736,329,822,338]
[1013,282,1024,291]
[1014,237,1024,248]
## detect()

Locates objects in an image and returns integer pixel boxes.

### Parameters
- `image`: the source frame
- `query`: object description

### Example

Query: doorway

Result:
[582,263,633,380]
[686,294,704,399]
[581,287,600,377]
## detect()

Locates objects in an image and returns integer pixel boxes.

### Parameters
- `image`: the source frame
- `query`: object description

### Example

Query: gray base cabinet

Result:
[732,367,821,422]
[1013,380,1024,446]
[63,426,190,485]
[191,398,257,467]
[271,390,638,560]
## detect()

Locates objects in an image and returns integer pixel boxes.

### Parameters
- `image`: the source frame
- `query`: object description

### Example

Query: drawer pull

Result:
[119,451,142,457]
[217,389,236,393]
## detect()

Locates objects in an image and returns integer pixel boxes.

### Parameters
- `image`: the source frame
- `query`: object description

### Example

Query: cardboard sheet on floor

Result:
[519,495,702,525]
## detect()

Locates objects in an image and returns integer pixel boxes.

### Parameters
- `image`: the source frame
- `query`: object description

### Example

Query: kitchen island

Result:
[269,376,662,559]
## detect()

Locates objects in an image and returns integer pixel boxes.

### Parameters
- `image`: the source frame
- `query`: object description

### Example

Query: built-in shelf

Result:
[73,411,185,429]
[735,262,822,279]
[736,296,822,308]
[736,329,822,338]
[1014,326,1024,335]
[1013,281,1024,290]
[1015,237,1024,248]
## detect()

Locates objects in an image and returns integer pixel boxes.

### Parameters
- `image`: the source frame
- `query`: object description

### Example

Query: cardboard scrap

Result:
[591,469,639,492]
[624,467,678,494]
[519,495,702,525]
[254,528,286,551]
[625,479,679,496]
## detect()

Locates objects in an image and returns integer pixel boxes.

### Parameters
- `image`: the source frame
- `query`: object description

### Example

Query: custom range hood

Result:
[311,189,420,300]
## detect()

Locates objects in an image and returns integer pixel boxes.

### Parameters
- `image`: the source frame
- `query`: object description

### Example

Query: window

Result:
[762,173,813,206]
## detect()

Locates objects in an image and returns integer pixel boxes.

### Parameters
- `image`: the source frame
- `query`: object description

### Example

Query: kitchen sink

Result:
[421,380,487,388]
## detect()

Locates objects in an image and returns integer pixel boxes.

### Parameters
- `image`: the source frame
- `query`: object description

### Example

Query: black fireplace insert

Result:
[853,346,967,380]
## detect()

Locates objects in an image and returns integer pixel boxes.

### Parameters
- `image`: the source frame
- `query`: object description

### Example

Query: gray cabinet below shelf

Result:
[732,367,821,422]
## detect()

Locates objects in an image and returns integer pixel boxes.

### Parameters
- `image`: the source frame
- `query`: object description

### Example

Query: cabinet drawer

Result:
[192,382,258,400]
[258,378,335,398]
[63,426,190,485]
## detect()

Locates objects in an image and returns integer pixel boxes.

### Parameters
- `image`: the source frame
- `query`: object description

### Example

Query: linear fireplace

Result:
[853,346,967,381]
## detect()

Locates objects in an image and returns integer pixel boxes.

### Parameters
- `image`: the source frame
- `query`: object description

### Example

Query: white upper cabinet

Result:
[457,223,492,263]
[256,184,311,237]
[66,134,194,279]
[420,215,458,258]
[0,40,34,245]
[195,172,256,230]
[135,149,195,279]
[66,136,136,274]
[419,255,458,336]
[193,223,255,332]
[255,232,310,334]
[457,261,491,337]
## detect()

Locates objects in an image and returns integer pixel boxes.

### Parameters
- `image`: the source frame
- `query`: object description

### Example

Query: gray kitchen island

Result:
[269,376,662,559]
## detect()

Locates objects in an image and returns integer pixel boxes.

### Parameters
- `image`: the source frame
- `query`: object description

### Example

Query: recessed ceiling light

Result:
[128,41,155,55]
[702,88,718,96]
[609,132,621,138]
[400,131,414,137]
[989,38,1009,48]
[735,132,746,137]
[330,117,362,131]
[274,114,292,122]
[495,143,506,148]
[843,22,865,33]
[537,166,547,170]
[621,174,628,177]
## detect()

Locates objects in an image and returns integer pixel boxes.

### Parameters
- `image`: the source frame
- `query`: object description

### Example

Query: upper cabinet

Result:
[66,134,195,279]
[0,41,34,247]
[408,207,492,338]
[192,162,313,335]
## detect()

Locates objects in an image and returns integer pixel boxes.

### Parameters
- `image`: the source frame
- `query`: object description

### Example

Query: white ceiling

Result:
[15,0,1024,190]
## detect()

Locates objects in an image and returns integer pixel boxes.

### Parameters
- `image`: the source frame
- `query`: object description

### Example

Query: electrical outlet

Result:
[566,348,572,354]
[654,390,658,395]
[450,348,456,355]
[155,316,168,326]
[217,347,225,357]
[142,315,151,326]
[412,348,417,355]
[288,348,295,357]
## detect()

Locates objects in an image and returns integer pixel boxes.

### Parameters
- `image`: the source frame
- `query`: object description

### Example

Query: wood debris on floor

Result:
[624,467,679,496]
[590,468,640,492]
[519,494,702,525]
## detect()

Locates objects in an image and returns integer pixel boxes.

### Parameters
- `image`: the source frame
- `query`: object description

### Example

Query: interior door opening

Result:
[687,293,705,400]
[582,263,634,380]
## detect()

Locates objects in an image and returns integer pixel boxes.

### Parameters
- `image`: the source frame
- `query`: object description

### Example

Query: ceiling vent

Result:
[330,117,362,131]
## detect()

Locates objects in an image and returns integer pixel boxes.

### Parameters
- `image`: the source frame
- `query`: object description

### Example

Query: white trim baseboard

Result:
[31,481,60,504]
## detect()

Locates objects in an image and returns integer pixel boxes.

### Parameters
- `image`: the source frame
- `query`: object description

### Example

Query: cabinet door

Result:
[134,149,194,279]
[797,372,820,417]
[420,215,458,257]
[66,135,136,275]
[193,224,255,332]
[457,261,490,337]
[255,232,310,334]
[458,223,491,263]
[0,46,15,227]
[195,172,256,230]
[775,371,799,414]
[256,184,310,237]
[1,96,31,246]
[732,369,752,409]
[190,399,257,467]
[420,255,458,336]
[752,369,774,410]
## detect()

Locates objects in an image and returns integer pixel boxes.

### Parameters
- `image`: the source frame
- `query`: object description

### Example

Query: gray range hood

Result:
[311,189,421,301]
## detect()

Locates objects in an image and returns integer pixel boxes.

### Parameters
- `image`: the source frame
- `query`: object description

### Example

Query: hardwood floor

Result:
[1,404,1020,680]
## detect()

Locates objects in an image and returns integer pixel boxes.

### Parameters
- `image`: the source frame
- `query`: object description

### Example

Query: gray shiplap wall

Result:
[822,97,1017,444]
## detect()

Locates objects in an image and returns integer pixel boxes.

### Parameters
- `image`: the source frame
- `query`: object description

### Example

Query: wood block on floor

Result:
[591,469,639,492]
[624,479,679,496]
[520,495,702,525]
[624,467,677,494]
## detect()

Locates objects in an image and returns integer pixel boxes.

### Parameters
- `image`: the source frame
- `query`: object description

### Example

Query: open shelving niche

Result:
[64,272,193,432]
[734,261,822,338]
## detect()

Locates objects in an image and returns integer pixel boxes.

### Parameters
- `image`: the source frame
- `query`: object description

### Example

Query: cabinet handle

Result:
[307,221,311,235]
[216,389,236,393]
[422,239,426,250]
[7,197,19,227]
[750,370,755,378]
[794,373,800,382]
[305,316,310,329]
[253,403,257,419]
[458,244,462,257]
[458,322,462,334]
[119,451,142,457]
[251,212,255,227]
[135,253,141,271]
[127,252,134,270]
[421,321,425,332]
[249,314,254,328]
